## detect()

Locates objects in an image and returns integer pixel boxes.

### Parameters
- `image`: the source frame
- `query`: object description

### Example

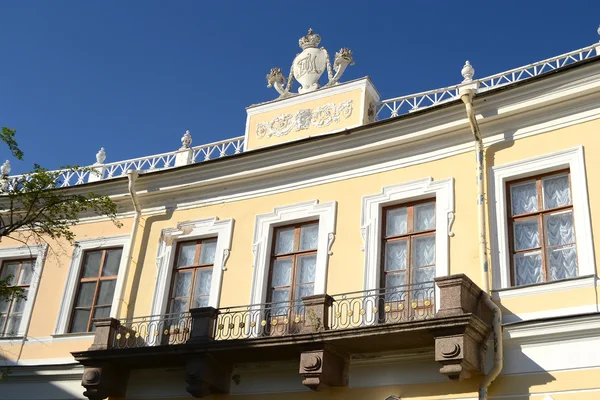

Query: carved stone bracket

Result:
[435,323,489,380]
[301,294,333,334]
[185,355,232,398]
[81,365,129,400]
[299,347,348,390]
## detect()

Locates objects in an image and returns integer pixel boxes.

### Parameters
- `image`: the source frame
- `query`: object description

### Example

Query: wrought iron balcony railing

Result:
[329,282,436,330]
[112,312,192,349]
[215,299,306,340]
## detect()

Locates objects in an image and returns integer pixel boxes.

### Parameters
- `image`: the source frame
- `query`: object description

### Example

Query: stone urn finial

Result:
[181,130,192,150]
[95,147,106,164]
[1,160,11,176]
[461,61,475,83]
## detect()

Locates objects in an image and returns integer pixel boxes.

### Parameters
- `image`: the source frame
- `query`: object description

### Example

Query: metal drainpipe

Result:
[115,170,141,318]
[460,89,504,400]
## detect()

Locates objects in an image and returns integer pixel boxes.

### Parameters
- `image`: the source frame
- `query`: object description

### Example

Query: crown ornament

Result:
[266,28,354,98]
[299,28,321,50]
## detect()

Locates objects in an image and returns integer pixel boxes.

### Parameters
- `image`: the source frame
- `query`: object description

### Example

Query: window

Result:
[268,222,318,307]
[69,248,123,333]
[381,201,436,293]
[0,259,34,337]
[507,171,577,286]
[167,238,216,314]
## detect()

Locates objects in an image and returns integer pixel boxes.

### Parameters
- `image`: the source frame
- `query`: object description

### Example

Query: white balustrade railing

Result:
[377,43,599,120]
[4,136,245,189]
[4,40,598,190]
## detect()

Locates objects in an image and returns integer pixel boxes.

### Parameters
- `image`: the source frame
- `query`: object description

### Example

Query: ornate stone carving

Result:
[81,365,128,400]
[461,61,475,83]
[327,232,335,255]
[266,29,354,98]
[222,249,230,271]
[447,211,455,237]
[256,100,353,138]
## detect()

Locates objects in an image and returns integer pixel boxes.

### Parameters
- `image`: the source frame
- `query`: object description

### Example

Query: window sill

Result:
[492,275,596,300]
[51,332,95,342]
[0,335,24,344]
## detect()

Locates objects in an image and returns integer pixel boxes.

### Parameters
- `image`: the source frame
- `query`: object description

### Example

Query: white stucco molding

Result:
[0,244,48,338]
[361,177,454,303]
[151,218,234,316]
[55,235,130,335]
[489,146,594,291]
[250,200,337,306]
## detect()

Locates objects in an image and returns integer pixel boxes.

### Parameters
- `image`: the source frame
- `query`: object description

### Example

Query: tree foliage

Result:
[0,126,120,335]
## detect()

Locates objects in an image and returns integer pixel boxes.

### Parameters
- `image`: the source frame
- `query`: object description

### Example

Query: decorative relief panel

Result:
[256,100,353,139]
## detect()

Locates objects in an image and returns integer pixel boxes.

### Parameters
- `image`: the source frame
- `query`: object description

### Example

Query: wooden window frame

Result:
[0,258,34,336]
[267,221,318,307]
[166,238,216,314]
[380,199,436,290]
[68,248,121,333]
[506,169,577,286]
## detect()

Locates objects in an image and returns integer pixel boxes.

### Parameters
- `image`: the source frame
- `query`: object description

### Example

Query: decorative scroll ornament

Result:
[266,28,355,99]
[256,100,353,138]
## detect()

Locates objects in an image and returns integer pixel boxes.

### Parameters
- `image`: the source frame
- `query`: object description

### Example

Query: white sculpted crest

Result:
[256,100,353,138]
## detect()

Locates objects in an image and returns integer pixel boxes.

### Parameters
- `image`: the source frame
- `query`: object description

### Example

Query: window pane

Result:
[543,174,571,210]
[19,261,34,285]
[102,249,122,276]
[0,262,20,285]
[271,288,289,304]
[82,251,102,278]
[414,202,435,232]
[76,282,97,307]
[412,266,435,284]
[192,296,209,308]
[177,242,197,267]
[0,299,9,313]
[0,315,6,335]
[514,251,543,286]
[5,314,21,336]
[513,219,540,251]
[296,254,316,284]
[71,309,91,332]
[199,239,217,265]
[384,240,407,272]
[413,235,436,267]
[97,280,116,306]
[274,227,295,255]
[547,245,578,281]
[11,289,28,313]
[511,181,538,216]
[385,272,406,289]
[294,284,314,301]
[545,210,575,247]
[93,306,111,321]
[299,223,319,251]
[173,271,193,298]
[170,298,189,314]
[271,258,292,287]
[386,207,407,237]
[194,269,212,297]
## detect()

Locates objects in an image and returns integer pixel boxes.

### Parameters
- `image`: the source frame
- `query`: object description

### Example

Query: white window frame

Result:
[361,177,454,310]
[250,200,337,306]
[489,146,594,292]
[151,218,234,316]
[0,244,48,338]
[55,235,130,335]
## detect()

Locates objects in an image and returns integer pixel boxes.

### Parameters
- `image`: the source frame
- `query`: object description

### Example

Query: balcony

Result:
[73,274,493,399]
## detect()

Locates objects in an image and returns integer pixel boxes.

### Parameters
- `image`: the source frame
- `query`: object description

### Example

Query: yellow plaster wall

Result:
[245,88,364,151]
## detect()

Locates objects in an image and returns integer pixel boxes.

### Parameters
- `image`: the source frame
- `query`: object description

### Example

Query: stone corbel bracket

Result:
[81,365,129,400]
[299,347,348,391]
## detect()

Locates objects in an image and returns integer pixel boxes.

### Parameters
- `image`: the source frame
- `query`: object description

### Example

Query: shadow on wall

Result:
[0,352,85,400]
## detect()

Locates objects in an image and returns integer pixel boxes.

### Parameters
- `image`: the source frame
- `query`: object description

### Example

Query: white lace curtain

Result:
[511,174,577,286]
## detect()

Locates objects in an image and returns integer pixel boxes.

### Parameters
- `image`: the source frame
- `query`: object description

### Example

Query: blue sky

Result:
[2,1,599,174]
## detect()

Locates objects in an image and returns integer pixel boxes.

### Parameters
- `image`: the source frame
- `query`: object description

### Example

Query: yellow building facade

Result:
[2,30,600,400]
